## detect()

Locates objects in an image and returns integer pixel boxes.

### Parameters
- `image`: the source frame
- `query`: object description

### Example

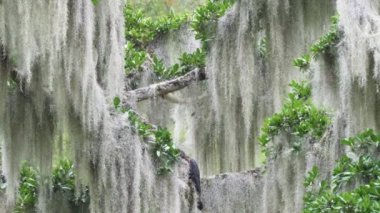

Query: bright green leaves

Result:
[304,166,320,188]
[113,96,121,109]
[14,160,90,212]
[125,42,147,74]
[152,56,180,79]
[304,130,380,213]
[310,15,340,57]
[293,15,340,73]
[124,5,188,48]
[124,1,233,80]
[153,127,181,175]
[125,109,180,175]
[52,160,90,206]
[293,54,311,71]
[113,96,129,113]
[152,48,206,79]
[15,163,39,212]
[179,48,206,72]
[52,159,75,194]
[288,80,312,101]
[258,81,330,156]
[341,129,380,152]
[155,11,189,34]
[191,0,234,49]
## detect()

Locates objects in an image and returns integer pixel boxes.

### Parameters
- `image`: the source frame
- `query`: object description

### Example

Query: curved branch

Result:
[125,68,207,102]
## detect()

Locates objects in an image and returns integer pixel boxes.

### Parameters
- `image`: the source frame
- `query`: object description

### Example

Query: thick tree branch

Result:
[125,68,207,102]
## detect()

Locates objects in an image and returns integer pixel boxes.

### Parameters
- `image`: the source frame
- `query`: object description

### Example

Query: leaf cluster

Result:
[304,130,380,213]
[293,54,311,71]
[153,128,181,175]
[52,159,90,206]
[15,163,39,212]
[153,48,206,79]
[125,42,147,74]
[191,0,234,48]
[310,15,340,57]
[123,107,180,175]
[258,81,331,156]
[293,15,340,72]
[124,5,188,48]
[14,160,90,212]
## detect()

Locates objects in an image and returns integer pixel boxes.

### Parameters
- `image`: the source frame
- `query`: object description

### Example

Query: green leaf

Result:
[92,0,100,5]
[113,97,121,109]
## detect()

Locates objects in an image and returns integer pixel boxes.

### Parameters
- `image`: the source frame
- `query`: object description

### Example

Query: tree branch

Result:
[125,68,207,102]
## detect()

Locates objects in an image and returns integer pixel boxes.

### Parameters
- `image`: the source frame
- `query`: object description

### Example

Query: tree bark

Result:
[125,68,206,102]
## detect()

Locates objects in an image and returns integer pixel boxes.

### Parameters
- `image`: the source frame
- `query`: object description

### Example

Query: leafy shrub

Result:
[191,0,234,48]
[125,42,147,74]
[125,109,181,175]
[15,163,39,212]
[304,129,380,213]
[153,128,181,175]
[310,15,340,57]
[152,56,181,79]
[52,159,89,206]
[124,1,233,80]
[152,48,205,79]
[179,48,206,72]
[124,5,188,48]
[258,81,331,156]
[293,15,340,73]
[293,54,311,71]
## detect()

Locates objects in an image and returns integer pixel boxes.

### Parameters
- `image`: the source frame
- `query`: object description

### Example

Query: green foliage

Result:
[13,160,89,212]
[155,11,189,34]
[52,160,75,194]
[304,130,380,213]
[124,5,188,48]
[52,160,90,206]
[293,15,340,73]
[258,81,330,156]
[191,0,234,48]
[15,163,39,212]
[123,0,233,80]
[341,129,380,152]
[179,48,206,72]
[153,127,181,175]
[310,15,340,57]
[257,38,268,58]
[153,48,206,79]
[125,42,147,74]
[304,166,320,188]
[293,54,311,71]
[113,96,121,109]
[91,0,100,5]
[152,56,180,79]
[128,0,204,18]
[126,109,180,175]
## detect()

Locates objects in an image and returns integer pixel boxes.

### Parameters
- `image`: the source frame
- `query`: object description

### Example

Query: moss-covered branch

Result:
[125,68,206,102]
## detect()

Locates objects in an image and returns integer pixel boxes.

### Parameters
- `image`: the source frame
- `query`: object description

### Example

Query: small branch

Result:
[125,68,207,102]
